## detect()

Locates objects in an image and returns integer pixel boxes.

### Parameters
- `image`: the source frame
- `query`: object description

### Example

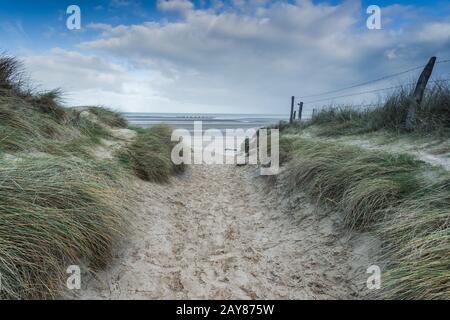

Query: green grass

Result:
[26,89,68,123]
[283,138,424,230]
[0,155,131,299]
[120,124,184,182]
[0,102,113,157]
[0,54,133,298]
[378,178,450,299]
[0,53,182,299]
[276,81,450,299]
[0,54,27,94]
[86,106,128,128]
[308,106,368,136]
[302,82,450,137]
[279,136,449,299]
[0,95,65,152]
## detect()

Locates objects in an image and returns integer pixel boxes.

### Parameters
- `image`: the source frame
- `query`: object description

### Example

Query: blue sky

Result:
[1,0,449,113]
[2,0,448,51]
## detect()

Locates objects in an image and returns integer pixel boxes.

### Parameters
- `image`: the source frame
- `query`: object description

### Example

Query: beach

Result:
[123,113,287,131]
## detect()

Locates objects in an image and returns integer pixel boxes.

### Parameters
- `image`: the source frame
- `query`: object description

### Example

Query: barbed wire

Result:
[302,78,450,104]
[303,76,450,110]
[304,103,379,111]
[296,58,450,100]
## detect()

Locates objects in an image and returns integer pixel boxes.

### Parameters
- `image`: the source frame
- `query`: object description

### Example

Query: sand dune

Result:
[72,164,375,299]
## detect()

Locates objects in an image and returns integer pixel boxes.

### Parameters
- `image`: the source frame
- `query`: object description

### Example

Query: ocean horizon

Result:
[122,112,289,131]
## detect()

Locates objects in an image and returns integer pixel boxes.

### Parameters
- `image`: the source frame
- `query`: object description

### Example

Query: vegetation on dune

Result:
[279,82,450,299]
[87,106,128,128]
[379,178,450,299]
[120,124,184,182]
[0,95,115,156]
[277,129,449,299]
[0,156,130,299]
[0,53,182,299]
[302,82,450,137]
[0,56,121,156]
[275,80,450,299]
[282,138,424,230]
[0,57,116,155]
[27,89,68,123]
[0,54,27,94]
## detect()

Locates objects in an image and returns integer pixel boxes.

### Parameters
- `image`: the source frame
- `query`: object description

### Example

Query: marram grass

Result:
[282,138,422,230]
[0,53,182,299]
[0,155,131,299]
[120,124,185,182]
[279,135,449,299]
[86,106,128,128]
[377,178,450,300]
[302,82,450,137]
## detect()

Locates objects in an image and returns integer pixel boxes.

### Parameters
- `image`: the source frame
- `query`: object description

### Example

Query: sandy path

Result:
[75,164,373,299]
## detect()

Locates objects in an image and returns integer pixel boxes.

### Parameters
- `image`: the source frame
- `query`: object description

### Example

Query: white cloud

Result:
[24,48,127,92]
[157,0,194,15]
[417,22,450,42]
[24,48,175,112]
[22,0,450,113]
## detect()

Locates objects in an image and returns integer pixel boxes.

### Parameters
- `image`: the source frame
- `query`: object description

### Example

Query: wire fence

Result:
[291,58,450,121]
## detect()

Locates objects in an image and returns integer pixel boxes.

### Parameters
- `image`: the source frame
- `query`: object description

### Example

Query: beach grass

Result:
[297,82,450,137]
[0,53,183,299]
[86,106,128,128]
[278,86,450,300]
[120,124,184,182]
[282,138,425,230]
[0,156,131,299]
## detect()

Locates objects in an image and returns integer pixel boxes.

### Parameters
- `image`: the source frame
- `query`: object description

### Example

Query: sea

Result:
[122,113,288,132]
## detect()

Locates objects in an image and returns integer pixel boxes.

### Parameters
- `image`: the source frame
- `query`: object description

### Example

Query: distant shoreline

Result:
[123,112,287,130]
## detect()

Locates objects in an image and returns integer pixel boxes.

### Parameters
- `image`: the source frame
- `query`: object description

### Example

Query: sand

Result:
[71,164,376,300]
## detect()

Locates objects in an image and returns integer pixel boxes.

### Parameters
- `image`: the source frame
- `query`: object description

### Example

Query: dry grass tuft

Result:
[121,124,184,182]
[279,136,449,299]
[0,156,131,299]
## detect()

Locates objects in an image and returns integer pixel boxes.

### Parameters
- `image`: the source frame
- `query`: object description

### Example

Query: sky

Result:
[0,0,449,114]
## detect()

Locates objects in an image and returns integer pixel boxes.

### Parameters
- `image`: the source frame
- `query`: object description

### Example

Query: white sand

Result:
[72,164,376,300]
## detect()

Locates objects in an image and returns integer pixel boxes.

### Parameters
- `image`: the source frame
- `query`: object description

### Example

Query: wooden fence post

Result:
[298,102,303,121]
[405,56,436,130]
[293,110,297,120]
[289,96,295,123]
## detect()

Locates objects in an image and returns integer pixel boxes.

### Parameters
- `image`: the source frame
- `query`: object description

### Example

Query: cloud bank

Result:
[24,0,450,114]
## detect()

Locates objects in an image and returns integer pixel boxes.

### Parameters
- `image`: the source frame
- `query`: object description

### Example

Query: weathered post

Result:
[290,96,295,123]
[405,56,436,130]
[293,110,297,120]
[298,102,303,121]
